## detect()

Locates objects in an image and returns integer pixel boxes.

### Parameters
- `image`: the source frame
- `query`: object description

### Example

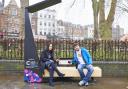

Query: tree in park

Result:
[71,0,117,40]
[92,0,117,40]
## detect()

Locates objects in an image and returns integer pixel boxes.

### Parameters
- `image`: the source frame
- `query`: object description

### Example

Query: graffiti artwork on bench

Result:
[24,0,61,82]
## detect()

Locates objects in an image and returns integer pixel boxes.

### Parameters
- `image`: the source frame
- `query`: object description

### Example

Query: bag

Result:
[24,69,42,83]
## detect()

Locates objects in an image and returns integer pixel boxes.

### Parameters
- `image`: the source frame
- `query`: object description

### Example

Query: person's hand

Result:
[56,59,59,62]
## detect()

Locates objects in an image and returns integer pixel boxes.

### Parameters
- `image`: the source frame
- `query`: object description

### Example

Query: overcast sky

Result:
[2,0,128,34]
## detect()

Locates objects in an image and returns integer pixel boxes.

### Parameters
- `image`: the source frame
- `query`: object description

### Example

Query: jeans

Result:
[44,61,54,79]
[77,64,94,83]
[45,60,63,78]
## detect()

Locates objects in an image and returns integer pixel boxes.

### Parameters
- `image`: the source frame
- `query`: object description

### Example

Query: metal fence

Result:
[0,39,128,62]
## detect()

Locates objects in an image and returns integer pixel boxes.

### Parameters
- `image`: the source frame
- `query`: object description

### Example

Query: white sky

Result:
[2,0,128,34]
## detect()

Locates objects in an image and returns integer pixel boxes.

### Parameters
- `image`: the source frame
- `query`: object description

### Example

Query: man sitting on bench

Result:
[72,42,94,86]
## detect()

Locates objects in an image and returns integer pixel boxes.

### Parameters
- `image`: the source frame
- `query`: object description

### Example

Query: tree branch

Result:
[70,0,77,8]
[107,0,117,24]
[117,5,128,13]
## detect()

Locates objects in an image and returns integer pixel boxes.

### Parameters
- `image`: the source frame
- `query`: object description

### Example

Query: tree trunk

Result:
[92,0,100,40]
[99,0,117,40]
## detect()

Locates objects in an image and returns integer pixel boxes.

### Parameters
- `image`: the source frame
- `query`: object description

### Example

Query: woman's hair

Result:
[47,42,54,51]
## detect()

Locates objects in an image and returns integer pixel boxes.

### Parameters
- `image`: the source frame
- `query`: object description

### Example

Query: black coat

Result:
[38,49,55,75]
[40,49,54,63]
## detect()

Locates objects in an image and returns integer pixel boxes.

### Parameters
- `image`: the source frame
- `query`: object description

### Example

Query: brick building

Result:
[57,20,86,40]
[0,0,5,38]
[0,0,21,39]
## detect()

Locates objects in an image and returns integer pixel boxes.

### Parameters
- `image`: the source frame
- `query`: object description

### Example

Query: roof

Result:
[5,0,20,8]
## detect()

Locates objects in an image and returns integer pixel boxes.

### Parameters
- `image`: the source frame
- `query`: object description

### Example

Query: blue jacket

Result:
[72,47,93,65]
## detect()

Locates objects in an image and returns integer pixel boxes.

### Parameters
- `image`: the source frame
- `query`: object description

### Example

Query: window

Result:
[44,15,46,18]
[40,22,42,25]
[49,15,51,18]
[15,30,17,33]
[44,23,46,26]
[35,31,38,35]
[48,32,51,35]
[53,15,55,19]
[53,29,55,32]
[40,14,42,17]
[48,22,51,27]
[12,9,17,16]
[58,28,60,32]
[53,23,55,27]
[40,32,42,35]
[44,32,46,35]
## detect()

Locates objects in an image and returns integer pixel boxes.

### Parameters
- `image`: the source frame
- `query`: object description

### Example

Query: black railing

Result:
[0,39,128,62]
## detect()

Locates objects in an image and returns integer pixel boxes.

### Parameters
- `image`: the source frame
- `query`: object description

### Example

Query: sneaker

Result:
[78,80,85,86]
[85,82,89,86]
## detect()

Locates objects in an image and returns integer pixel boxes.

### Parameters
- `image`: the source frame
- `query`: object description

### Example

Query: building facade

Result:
[112,25,124,40]
[84,25,94,39]
[0,0,21,39]
[0,0,4,38]
[57,20,86,40]
[37,9,57,37]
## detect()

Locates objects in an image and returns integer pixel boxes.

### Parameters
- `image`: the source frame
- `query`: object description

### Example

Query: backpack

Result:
[24,69,42,83]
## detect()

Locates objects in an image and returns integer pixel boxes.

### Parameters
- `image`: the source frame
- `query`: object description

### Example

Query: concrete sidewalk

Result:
[0,74,128,89]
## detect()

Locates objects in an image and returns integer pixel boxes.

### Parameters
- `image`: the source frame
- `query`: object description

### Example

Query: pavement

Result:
[0,74,128,89]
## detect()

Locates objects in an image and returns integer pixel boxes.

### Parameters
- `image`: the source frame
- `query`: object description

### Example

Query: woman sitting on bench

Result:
[40,43,65,86]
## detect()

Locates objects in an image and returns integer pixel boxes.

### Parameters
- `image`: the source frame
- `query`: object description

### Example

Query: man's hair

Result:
[73,42,79,47]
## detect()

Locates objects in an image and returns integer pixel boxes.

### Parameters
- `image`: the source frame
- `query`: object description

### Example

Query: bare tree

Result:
[92,0,117,40]
[67,0,118,40]
[117,0,128,14]
[92,0,100,40]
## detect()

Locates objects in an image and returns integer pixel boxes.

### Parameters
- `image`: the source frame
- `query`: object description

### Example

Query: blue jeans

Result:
[77,64,94,83]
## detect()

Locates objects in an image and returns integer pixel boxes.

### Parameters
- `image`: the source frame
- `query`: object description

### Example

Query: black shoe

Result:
[49,78,54,87]
[49,82,54,87]
[59,73,65,77]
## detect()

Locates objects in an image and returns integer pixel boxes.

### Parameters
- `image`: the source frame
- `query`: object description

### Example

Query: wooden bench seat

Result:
[43,66,102,77]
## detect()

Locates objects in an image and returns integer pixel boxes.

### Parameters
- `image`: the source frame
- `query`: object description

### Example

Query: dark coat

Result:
[38,49,55,75]
[40,49,54,62]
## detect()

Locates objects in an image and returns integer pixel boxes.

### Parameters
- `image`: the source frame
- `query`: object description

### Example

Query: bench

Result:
[42,59,102,78]
[43,66,102,77]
